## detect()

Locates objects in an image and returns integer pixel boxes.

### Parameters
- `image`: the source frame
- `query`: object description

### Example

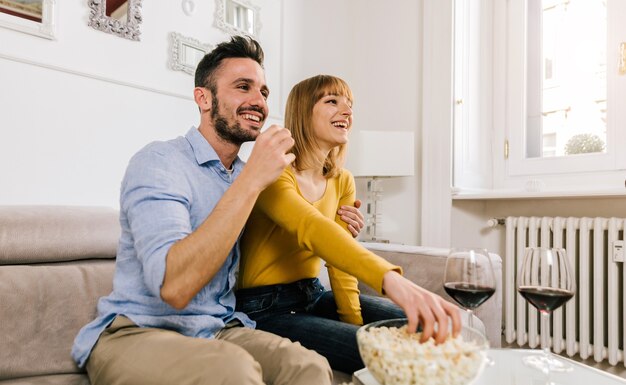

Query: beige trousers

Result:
[86,316,332,385]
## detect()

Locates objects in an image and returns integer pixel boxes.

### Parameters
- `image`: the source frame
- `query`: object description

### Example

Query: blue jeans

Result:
[235,278,405,374]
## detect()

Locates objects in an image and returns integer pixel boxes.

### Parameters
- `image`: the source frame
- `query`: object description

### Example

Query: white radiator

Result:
[504,216,626,365]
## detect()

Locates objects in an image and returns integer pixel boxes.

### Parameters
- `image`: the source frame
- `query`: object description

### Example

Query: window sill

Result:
[451,188,626,200]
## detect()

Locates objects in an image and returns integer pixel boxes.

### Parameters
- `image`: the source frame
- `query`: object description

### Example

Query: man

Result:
[72,36,334,385]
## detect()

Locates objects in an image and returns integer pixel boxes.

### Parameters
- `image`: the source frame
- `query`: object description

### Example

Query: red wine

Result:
[444,282,495,309]
[518,286,574,313]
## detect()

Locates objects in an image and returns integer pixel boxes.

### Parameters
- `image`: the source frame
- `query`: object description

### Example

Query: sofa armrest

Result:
[358,243,503,347]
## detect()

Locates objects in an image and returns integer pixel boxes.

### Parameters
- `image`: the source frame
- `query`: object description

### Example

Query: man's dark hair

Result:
[194,35,264,93]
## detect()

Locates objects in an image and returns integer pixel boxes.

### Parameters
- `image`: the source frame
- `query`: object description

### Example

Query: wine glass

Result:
[444,248,496,331]
[517,247,576,373]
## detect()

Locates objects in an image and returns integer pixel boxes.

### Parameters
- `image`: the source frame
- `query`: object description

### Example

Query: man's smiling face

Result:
[209,57,269,144]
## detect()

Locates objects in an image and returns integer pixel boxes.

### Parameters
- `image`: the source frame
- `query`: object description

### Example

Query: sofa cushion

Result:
[0,260,114,380]
[0,206,119,265]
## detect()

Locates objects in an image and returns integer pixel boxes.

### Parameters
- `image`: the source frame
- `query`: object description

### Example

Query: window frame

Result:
[453,0,626,194]
[505,0,621,178]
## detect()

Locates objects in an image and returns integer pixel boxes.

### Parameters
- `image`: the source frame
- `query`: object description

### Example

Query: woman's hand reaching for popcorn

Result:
[382,271,462,343]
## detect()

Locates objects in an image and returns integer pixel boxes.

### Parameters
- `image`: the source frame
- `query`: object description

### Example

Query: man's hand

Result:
[382,271,461,343]
[241,125,296,192]
[338,199,365,237]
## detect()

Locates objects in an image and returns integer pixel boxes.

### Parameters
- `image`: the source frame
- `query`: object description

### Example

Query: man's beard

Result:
[212,95,261,144]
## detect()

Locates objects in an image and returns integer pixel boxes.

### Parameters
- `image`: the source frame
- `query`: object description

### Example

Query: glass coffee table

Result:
[353,349,626,385]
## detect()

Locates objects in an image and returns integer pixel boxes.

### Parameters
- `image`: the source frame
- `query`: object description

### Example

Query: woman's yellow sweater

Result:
[238,167,401,325]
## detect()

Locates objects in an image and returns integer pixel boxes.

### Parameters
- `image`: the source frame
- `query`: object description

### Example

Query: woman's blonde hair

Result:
[285,75,353,178]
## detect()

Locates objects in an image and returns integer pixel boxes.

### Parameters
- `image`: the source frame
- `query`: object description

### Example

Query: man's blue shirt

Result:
[72,127,254,368]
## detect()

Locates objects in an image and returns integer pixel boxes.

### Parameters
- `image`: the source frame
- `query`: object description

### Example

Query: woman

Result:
[236,75,460,374]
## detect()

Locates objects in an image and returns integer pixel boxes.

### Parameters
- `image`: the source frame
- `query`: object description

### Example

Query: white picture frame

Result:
[169,32,213,76]
[87,0,142,41]
[0,0,56,39]
[214,0,261,38]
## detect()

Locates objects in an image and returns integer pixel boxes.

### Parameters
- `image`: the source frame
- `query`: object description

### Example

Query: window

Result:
[453,0,626,193]
[526,0,607,159]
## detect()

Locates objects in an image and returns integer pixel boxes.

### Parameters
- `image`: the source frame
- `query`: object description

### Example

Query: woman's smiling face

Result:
[310,93,353,152]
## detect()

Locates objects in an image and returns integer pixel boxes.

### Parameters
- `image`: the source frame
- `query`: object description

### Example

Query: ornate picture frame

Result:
[214,0,261,38]
[169,32,213,76]
[0,0,56,39]
[87,0,142,41]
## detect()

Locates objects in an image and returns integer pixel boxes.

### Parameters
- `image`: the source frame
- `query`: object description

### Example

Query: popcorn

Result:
[357,325,486,385]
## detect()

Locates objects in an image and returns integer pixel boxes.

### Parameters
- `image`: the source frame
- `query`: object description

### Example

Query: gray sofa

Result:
[0,206,118,385]
[0,206,502,384]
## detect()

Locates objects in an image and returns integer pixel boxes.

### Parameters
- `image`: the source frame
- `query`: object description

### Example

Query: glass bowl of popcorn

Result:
[356,318,488,385]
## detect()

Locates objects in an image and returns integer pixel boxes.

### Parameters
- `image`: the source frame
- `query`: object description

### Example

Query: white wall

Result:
[420,0,455,248]
[7,2,615,254]
[0,0,282,208]
[1,1,428,245]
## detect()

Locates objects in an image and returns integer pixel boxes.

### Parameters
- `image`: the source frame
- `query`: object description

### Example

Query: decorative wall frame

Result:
[87,0,142,41]
[169,32,213,76]
[0,0,56,39]
[214,0,261,37]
